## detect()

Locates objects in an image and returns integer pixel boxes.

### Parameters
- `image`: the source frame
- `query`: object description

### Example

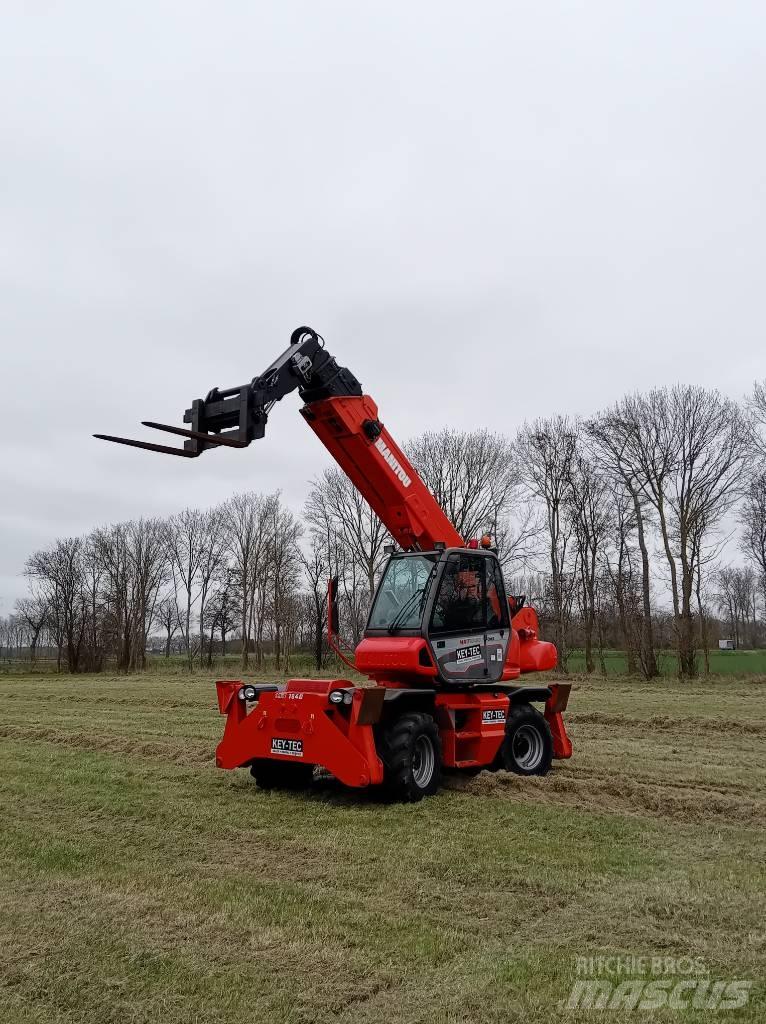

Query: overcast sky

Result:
[1,1,765,611]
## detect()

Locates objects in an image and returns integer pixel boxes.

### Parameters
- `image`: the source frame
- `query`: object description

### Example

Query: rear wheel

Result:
[250,759,314,791]
[500,704,553,776]
[380,712,442,802]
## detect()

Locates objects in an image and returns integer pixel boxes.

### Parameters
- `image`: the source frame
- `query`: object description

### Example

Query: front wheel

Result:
[499,704,553,776]
[380,712,442,802]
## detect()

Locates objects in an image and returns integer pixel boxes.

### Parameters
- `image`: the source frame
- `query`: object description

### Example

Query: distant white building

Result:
[718,638,736,651]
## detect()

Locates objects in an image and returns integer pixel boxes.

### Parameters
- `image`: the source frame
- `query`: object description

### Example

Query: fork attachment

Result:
[94,326,362,457]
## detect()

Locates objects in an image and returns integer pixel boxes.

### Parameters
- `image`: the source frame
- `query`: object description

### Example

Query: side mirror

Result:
[508,594,526,617]
[327,576,340,637]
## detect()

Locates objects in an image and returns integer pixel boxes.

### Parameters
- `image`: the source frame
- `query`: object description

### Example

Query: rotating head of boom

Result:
[94,326,362,457]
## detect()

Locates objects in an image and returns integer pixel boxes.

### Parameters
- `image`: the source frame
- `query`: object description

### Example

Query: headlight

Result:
[328,689,345,705]
[342,691,353,706]
[239,685,257,702]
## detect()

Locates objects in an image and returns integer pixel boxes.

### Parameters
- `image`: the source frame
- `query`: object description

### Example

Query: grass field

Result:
[1,671,764,1023]
[5,647,766,679]
[564,649,766,676]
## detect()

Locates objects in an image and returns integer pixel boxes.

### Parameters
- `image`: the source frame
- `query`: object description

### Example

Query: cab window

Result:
[485,556,509,629]
[430,554,486,634]
[368,554,438,630]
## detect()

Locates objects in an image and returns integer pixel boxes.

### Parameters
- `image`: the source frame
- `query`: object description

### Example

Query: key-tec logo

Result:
[482,709,506,724]
[271,738,303,757]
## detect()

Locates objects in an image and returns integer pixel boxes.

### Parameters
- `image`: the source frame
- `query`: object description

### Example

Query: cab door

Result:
[427,552,510,684]
[483,554,511,678]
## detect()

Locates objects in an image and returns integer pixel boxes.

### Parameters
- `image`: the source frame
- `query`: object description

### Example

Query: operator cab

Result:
[365,548,511,685]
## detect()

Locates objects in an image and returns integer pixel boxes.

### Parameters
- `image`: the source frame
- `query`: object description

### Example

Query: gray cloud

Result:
[2,1,765,610]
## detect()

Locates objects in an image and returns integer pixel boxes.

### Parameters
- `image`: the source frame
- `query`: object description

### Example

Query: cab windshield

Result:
[368,553,439,631]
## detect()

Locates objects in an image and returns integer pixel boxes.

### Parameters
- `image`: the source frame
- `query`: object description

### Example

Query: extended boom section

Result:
[301,396,462,551]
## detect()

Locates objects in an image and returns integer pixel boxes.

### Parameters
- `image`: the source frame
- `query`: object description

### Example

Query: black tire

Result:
[379,712,442,802]
[250,759,315,791]
[499,703,553,776]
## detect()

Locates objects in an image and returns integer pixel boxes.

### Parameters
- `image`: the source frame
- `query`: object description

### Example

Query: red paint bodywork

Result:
[216,678,385,788]
[302,395,463,551]
[215,393,572,787]
[215,678,572,783]
[214,589,572,786]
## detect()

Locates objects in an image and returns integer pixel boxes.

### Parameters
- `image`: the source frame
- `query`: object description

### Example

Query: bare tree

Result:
[567,450,611,673]
[495,500,543,571]
[716,566,759,648]
[92,522,130,669]
[406,428,522,544]
[166,508,207,670]
[690,515,726,674]
[225,491,275,670]
[196,507,228,666]
[0,615,26,663]
[305,467,388,603]
[588,400,659,678]
[300,533,330,670]
[80,533,106,670]
[15,594,49,665]
[751,380,766,457]
[672,388,748,673]
[203,574,239,665]
[600,388,749,676]
[26,537,87,673]
[517,417,578,670]
[599,484,642,674]
[278,592,304,673]
[267,500,303,670]
[640,388,748,675]
[740,471,766,616]
[94,518,168,671]
[127,518,168,670]
[156,592,182,658]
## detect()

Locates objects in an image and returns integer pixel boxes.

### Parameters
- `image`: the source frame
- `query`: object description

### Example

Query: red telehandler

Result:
[97,327,572,801]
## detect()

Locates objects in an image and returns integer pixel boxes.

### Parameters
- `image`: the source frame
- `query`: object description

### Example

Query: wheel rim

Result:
[511,724,544,771]
[411,735,435,788]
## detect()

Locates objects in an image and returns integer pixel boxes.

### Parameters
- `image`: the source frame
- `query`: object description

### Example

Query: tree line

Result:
[2,380,765,678]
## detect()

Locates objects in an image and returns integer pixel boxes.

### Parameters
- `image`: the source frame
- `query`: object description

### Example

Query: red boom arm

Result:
[301,395,462,551]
